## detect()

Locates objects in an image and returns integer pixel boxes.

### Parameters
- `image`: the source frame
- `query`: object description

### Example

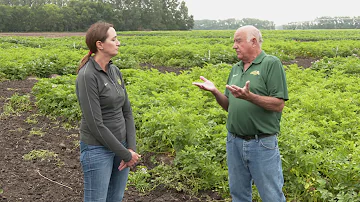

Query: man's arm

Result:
[210,88,229,112]
[193,76,229,111]
[226,81,285,112]
[246,93,285,112]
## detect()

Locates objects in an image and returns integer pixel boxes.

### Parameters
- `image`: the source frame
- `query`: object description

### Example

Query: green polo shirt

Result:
[224,51,289,136]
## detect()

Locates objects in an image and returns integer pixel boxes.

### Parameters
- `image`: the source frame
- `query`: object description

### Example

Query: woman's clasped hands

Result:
[118,149,141,171]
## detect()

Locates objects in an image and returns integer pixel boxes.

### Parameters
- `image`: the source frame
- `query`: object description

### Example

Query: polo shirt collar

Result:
[238,51,267,68]
[252,51,267,65]
[89,57,113,72]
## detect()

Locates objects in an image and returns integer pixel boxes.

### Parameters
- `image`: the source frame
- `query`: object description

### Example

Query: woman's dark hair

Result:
[77,21,114,73]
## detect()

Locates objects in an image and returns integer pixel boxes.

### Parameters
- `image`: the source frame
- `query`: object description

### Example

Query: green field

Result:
[1,30,359,201]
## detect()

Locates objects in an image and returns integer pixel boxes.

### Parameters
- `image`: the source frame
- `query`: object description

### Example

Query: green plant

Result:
[25,114,39,124]
[62,122,77,130]
[1,93,32,115]
[29,128,44,137]
[9,128,25,133]
[0,62,29,80]
[0,71,8,82]
[32,75,81,123]
[72,140,80,148]
[128,166,152,193]
[23,150,58,161]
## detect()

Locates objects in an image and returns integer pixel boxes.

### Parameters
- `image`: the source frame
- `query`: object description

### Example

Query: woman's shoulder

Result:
[78,61,98,79]
[109,64,124,79]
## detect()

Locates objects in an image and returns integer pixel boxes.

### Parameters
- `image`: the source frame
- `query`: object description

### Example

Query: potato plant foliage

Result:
[3,30,360,201]
[31,60,360,201]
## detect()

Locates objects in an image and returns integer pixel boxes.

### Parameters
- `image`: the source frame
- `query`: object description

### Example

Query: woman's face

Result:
[100,27,120,57]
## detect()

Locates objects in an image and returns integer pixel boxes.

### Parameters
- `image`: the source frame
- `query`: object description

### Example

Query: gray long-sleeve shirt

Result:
[76,57,136,162]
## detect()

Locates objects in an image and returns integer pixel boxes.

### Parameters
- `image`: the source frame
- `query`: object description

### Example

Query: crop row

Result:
[1,30,360,80]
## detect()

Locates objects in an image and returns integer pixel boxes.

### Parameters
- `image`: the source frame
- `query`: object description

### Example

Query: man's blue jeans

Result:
[226,132,286,202]
[80,141,130,202]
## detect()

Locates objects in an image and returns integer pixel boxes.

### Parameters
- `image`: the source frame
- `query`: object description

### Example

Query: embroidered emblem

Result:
[117,77,122,86]
[250,71,260,76]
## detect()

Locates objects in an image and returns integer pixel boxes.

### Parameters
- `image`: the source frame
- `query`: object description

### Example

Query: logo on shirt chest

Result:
[250,70,260,76]
[116,76,122,86]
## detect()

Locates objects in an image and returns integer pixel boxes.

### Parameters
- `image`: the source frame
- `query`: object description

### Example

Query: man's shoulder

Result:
[253,51,281,65]
[260,55,283,71]
[262,54,281,63]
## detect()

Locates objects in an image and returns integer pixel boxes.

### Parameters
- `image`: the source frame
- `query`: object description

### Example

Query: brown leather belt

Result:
[236,133,276,141]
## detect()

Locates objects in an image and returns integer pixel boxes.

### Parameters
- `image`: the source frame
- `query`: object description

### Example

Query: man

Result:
[193,25,288,202]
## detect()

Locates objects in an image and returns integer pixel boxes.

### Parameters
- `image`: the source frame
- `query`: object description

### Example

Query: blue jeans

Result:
[80,141,130,202]
[226,132,286,202]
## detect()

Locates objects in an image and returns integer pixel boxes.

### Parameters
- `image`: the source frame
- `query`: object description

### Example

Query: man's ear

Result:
[251,38,257,47]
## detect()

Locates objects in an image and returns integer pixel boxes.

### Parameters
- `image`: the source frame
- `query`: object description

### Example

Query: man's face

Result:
[232,31,253,61]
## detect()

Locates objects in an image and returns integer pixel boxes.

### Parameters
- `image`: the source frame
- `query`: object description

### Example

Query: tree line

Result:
[192,16,360,30]
[2,0,358,32]
[282,16,360,29]
[193,18,276,30]
[0,0,194,32]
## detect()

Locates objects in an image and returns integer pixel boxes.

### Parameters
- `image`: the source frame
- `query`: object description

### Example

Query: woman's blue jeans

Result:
[226,132,286,202]
[80,141,130,202]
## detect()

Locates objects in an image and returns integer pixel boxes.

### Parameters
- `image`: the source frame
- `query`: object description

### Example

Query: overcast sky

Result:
[182,0,359,26]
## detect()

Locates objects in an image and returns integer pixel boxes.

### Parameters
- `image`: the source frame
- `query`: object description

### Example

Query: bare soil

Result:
[282,57,317,68]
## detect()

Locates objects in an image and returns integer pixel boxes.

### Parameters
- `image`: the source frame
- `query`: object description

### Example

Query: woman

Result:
[76,21,140,202]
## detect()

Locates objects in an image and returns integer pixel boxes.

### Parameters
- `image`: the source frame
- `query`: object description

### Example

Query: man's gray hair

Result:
[238,25,263,47]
